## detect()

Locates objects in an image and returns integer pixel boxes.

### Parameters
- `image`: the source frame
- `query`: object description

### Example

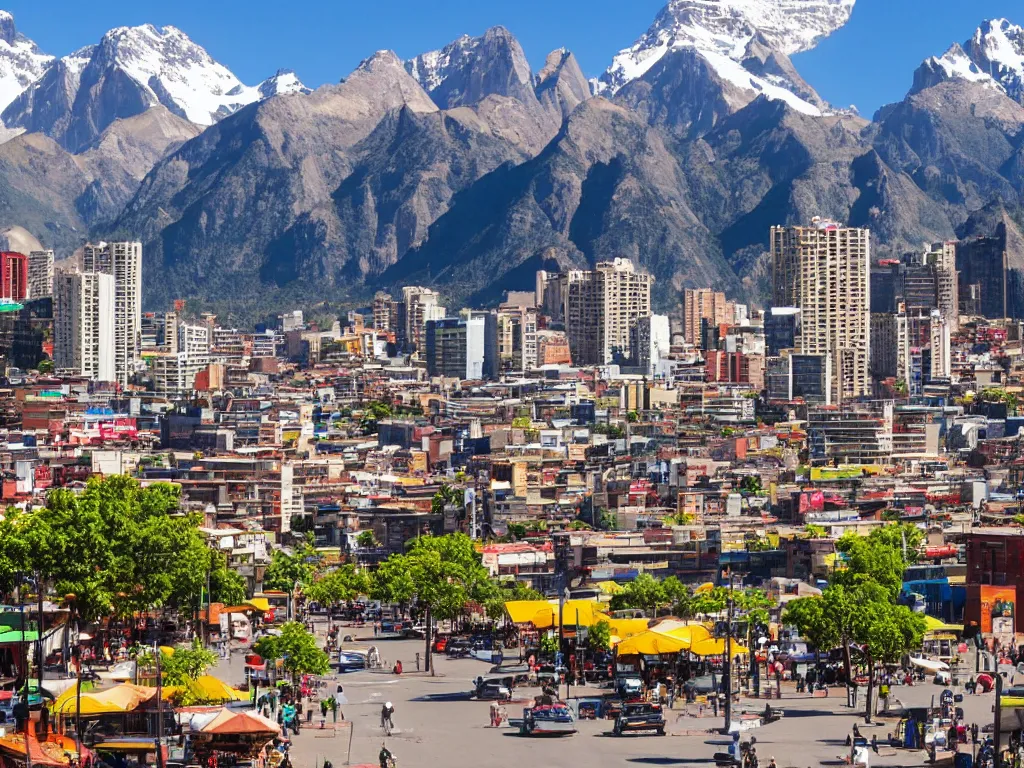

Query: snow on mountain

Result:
[913,19,1024,103]
[258,69,311,99]
[93,24,268,124]
[595,0,856,114]
[0,10,52,114]
[405,34,481,94]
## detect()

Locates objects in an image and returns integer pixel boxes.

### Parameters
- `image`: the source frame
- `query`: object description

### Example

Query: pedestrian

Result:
[972,723,979,744]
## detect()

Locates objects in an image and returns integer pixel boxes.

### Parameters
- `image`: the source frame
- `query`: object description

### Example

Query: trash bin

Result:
[954,751,973,768]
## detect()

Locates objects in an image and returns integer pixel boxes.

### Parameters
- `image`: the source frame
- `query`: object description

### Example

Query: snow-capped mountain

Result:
[2,23,308,152]
[0,11,52,114]
[595,0,856,115]
[913,19,1024,104]
[403,26,536,109]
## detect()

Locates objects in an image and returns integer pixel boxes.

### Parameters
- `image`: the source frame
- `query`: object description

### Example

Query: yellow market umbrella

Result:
[605,617,650,641]
[159,646,175,656]
[596,581,624,595]
[616,630,690,656]
[504,600,557,628]
[191,675,247,702]
[689,637,750,657]
[694,582,716,595]
[661,624,712,646]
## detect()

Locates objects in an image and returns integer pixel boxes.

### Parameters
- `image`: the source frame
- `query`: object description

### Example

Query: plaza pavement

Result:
[207,627,997,768]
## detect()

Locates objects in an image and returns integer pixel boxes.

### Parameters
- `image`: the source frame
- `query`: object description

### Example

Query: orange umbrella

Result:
[201,708,281,736]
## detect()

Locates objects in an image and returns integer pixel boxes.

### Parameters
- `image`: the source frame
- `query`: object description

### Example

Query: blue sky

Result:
[4,0,1024,117]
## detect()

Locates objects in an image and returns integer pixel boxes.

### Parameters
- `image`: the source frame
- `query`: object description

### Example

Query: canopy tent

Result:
[604,617,650,640]
[693,583,716,595]
[52,683,156,716]
[162,676,247,704]
[909,656,950,673]
[197,708,281,735]
[688,638,750,657]
[922,616,963,634]
[247,598,272,613]
[615,630,691,656]
[504,600,606,629]
[595,581,624,596]
[649,620,712,645]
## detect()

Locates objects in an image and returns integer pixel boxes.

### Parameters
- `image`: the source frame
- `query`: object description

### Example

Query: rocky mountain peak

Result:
[404,26,535,109]
[535,49,590,119]
[0,11,16,46]
[0,10,53,114]
[912,18,1024,104]
[596,0,855,96]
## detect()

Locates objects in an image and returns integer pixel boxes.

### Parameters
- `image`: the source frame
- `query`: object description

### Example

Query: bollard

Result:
[416,652,421,672]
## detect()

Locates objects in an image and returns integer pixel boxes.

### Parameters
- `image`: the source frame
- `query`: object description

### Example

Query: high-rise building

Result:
[84,241,142,386]
[564,258,653,366]
[399,286,444,353]
[682,288,733,346]
[54,271,115,381]
[372,292,399,333]
[771,219,871,402]
[424,314,498,379]
[630,314,671,375]
[0,252,27,301]
[764,307,801,355]
[27,250,54,299]
[497,304,538,373]
[535,270,564,323]
[956,223,1014,319]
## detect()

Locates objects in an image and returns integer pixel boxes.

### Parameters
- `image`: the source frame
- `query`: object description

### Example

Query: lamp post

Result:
[723,577,735,734]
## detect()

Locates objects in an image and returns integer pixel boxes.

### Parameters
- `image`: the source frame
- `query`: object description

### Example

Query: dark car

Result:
[612,702,666,736]
[446,638,472,657]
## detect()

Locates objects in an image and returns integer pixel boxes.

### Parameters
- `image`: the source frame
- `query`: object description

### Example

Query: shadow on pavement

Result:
[410,692,473,702]
[626,759,718,765]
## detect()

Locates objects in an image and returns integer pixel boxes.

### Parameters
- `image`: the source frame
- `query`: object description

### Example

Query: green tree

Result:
[157,640,219,685]
[804,524,828,539]
[263,539,320,592]
[740,476,763,495]
[609,574,666,616]
[305,565,369,607]
[356,530,378,549]
[208,550,248,606]
[36,359,54,374]
[253,621,329,680]
[483,581,543,620]
[587,619,612,651]
[372,534,492,673]
[359,400,393,434]
[430,484,464,517]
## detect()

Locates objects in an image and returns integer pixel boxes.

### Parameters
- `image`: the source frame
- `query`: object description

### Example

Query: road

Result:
[208,631,997,768]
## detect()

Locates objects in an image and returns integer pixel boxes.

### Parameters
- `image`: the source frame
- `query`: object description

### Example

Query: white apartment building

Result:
[27,250,53,299]
[771,219,871,403]
[497,304,538,373]
[83,241,142,386]
[564,258,653,366]
[54,272,115,381]
[151,323,210,397]
[401,286,444,353]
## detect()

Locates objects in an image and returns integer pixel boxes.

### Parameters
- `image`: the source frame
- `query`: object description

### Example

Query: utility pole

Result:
[155,644,166,768]
[723,576,735,734]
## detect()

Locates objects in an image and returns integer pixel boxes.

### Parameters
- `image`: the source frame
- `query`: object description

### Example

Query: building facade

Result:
[0,252,27,301]
[771,219,871,402]
[83,241,142,386]
[54,271,115,381]
[425,314,498,380]
[565,259,652,366]
[27,250,54,300]
[683,288,734,347]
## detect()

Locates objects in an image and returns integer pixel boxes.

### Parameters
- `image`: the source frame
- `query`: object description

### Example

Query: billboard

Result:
[980,585,1016,636]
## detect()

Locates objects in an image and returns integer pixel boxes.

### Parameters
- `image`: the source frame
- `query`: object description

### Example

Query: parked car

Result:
[612,702,666,736]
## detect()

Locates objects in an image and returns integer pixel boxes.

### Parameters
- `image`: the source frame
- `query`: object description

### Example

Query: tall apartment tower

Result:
[564,258,653,366]
[771,219,871,403]
[400,286,445,353]
[83,241,142,386]
[54,271,115,381]
[0,252,27,301]
[27,250,54,299]
[927,241,959,333]
[682,288,732,346]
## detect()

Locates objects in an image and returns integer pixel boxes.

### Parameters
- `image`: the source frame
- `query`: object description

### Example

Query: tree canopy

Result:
[0,477,217,621]
[253,621,330,678]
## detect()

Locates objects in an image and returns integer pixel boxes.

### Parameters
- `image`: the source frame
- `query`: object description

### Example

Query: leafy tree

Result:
[609,574,666,616]
[627,411,640,423]
[36,359,54,374]
[263,539,319,592]
[587,619,612,650]
[430,484,464,517]
[506,523,527,540]
[356,530,378,549]
[372,534,492,672]
[483,581,543,620]
[253,621,329,680]
[662,511,696,526]
[157,640,219,685]
[833,524,921,598]
[740,476,763,495]
[804,524,828,539]
[359,400,393,433]
[208,550,248,606]
[660,576,689,608]
[305,565,369,607]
